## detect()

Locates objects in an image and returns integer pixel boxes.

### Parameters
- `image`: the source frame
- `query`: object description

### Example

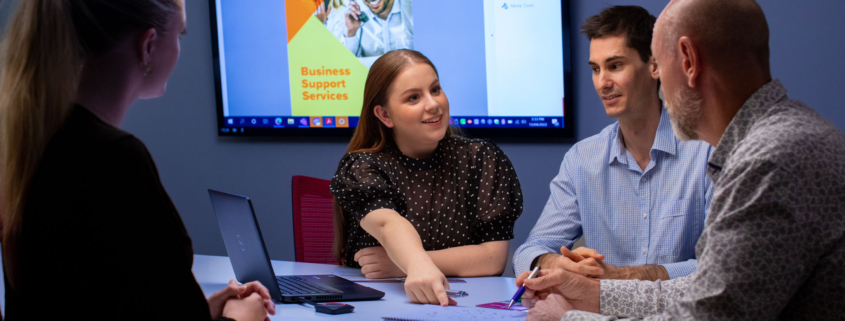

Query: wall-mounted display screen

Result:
[210,0,573,137]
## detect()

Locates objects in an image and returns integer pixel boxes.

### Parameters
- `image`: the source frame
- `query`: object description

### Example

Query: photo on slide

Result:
[314,0,413,67]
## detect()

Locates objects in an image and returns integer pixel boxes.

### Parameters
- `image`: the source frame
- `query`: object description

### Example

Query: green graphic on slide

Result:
[288,17,368,117]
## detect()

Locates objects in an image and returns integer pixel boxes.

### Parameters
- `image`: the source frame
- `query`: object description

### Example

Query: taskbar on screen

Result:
[221,116,564,133]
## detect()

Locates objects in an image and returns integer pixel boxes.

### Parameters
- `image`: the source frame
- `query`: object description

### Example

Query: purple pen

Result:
[509,265,541,309]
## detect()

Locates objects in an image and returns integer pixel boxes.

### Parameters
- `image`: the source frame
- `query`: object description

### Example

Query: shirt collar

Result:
[608,106,677,165]
[707,79,788,181]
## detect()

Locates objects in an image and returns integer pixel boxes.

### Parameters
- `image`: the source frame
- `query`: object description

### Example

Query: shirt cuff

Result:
[343,28,361,56]
[599,279,658,318]
[562,310,616,321]
[661,259,697,279]
[514,248,554,275]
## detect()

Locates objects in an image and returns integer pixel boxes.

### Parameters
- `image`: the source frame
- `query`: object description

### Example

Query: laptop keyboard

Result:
[276,276,343,295]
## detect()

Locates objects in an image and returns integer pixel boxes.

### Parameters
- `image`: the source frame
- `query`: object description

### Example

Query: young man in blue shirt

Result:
[513,6,713,281]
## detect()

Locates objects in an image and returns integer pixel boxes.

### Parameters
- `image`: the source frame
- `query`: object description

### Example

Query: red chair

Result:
[291,175,339,265]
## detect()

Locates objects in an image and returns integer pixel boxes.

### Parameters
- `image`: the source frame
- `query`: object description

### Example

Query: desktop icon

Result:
[310,116,323,128]
[449,118,454,125]
[227,118,233,125]
[552,118,560,126]
[287,118,295,125]
[324,117,336,128]
[521,119,527,124]
[232,128,238,133]
[468,119,473,124]
[275,118,283,126]
[494,119,500,125]
[336,116,349,128]
[263,119,269,125]
[299,118,308,126]
[473,118,479,125]
[480,119,486,125]
[501,119,506,125]
[460,119,466,125]
[507,119,513,124]
[239,118,245,124]
[251,118,257,125]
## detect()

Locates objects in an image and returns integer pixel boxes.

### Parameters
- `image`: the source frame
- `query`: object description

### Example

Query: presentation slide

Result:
[213,0,568,132]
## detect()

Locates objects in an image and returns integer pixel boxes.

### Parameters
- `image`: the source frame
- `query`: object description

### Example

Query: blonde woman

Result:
[0,1,272,319]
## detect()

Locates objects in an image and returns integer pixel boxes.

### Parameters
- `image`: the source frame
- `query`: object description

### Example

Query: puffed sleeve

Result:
[468,141,523,243]
[330,152,400,222]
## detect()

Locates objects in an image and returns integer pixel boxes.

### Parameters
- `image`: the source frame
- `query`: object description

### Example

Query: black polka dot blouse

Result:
[330,136,524,267]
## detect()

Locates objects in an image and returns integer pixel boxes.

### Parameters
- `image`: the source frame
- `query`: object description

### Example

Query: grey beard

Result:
[666,85,702,141]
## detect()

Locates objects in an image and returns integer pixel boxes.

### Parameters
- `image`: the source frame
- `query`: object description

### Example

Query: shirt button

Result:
[642,248,647,254]
[643,213,648,219]
[641,177,647,182]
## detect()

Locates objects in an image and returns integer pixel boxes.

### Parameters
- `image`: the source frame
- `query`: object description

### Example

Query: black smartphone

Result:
[350,0,369,23]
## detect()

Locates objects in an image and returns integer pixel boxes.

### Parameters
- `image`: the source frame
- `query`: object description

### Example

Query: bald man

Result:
[514,0,845,320]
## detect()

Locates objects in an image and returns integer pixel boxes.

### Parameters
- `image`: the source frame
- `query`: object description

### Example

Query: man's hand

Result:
[526,294,574,321]
[313,3,332,24]
[537,246,670,281]
[345,1,362,37]
[354,246,407,278]
[536,246,606,278]
[516,269,600,314]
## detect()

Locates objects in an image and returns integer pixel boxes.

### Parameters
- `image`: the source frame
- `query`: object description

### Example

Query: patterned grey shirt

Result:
[562,79,845,320]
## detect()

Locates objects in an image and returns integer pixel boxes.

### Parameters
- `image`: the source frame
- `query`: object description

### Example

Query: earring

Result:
[140,62,152,76]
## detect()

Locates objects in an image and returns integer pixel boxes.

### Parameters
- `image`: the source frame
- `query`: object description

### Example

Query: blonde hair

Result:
[0,0,179,290]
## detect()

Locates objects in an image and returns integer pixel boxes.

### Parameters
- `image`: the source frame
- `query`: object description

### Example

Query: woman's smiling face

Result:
[375,62,450,157]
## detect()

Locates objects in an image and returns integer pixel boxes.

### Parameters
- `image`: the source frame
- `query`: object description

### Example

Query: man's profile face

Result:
[588,35,657,119]
[652,17,701,141]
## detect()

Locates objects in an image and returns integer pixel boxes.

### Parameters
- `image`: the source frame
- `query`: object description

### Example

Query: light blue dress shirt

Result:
[340,0,413,57]
[513,109,713,279]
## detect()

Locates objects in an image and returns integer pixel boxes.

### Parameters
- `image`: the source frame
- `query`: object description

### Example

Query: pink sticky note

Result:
[476,301,529,311]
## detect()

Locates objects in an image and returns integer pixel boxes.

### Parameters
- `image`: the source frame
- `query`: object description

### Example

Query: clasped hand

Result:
[544,246,626,279]
[207,279,276,321]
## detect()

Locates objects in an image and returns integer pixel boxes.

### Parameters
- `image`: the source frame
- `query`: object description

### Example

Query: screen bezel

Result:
[210,0,574,139]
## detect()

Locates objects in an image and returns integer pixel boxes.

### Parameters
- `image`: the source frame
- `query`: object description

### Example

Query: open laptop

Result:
[207,189,385,303]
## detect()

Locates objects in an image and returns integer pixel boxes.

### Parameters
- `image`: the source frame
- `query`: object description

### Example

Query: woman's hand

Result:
[222,292,271,321]
[403,260,457,307]
[208,279,276,319]
[355,246,407,278]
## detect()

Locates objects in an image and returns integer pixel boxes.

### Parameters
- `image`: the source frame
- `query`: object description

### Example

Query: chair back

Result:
[291,175,339,265]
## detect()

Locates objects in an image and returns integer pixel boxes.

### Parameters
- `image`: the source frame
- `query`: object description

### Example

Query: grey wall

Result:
[2,1,844,277]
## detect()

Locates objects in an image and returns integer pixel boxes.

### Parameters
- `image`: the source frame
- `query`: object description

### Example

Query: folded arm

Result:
[428,240,509,277]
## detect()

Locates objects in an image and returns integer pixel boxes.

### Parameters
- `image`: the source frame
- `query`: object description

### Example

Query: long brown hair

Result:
[0,0,180,290]
[332,50,456,264]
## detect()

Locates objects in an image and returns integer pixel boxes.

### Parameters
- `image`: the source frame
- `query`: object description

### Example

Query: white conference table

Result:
[192,255,521,320]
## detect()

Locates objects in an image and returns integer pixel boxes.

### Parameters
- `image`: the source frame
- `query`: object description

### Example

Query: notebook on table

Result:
[382,305,527,321]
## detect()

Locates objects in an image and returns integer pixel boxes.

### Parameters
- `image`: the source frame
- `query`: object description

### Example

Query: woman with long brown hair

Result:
[330,49,523,306]
[0,1,272,319]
